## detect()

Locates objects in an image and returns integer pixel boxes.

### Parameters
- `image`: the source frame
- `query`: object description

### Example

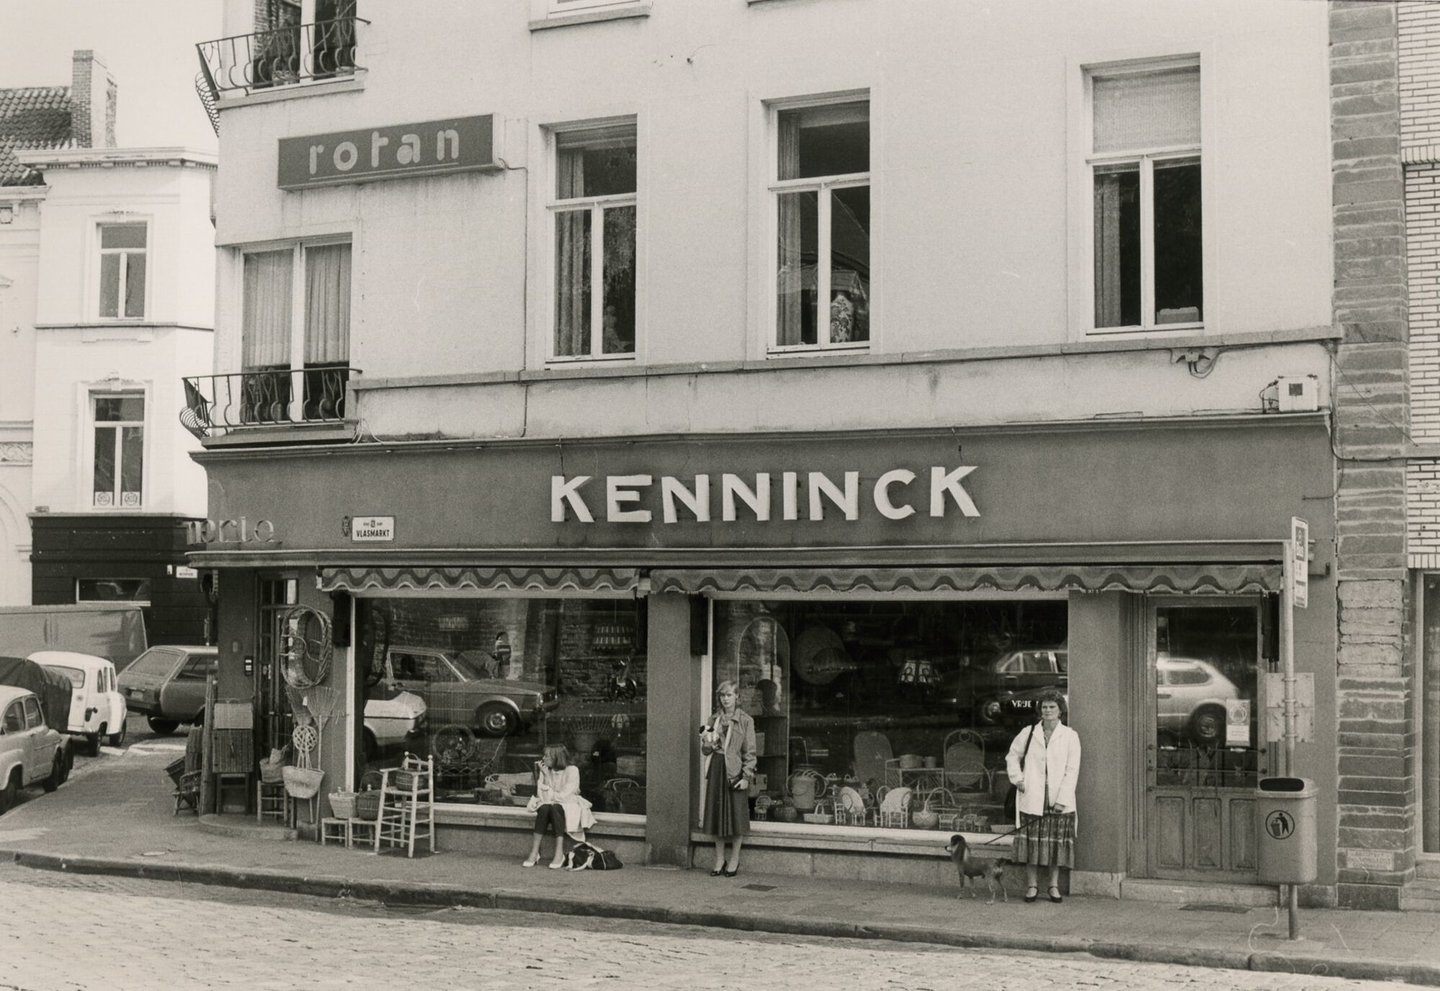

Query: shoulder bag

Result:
[1003,724,1037,820]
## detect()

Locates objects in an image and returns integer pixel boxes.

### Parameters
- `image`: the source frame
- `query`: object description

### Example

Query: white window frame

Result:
[238,236,352,421]
[1073,54,1208,338]
[95,218,150,321]
[532,0,648,19]
[87,390,146,510]
[544,118,639,364]
[765,92,872,356]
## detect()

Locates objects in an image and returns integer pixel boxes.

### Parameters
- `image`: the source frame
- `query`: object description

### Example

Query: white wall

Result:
[0,194,42,604]
[27,159,214,517]
[212,0,1334,438]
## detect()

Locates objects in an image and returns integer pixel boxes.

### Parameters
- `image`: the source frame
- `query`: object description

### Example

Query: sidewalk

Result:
[5,744,1440,987]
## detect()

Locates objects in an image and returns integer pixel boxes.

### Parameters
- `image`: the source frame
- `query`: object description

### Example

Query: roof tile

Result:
[0,86,74,186]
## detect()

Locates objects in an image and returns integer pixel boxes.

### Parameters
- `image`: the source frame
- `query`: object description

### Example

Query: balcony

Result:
[181,367,356,441]
[196,17,367,100]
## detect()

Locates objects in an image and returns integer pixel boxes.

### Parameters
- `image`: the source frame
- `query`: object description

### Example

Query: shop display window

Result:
[712,598,1067,832]
[356,597,646,815]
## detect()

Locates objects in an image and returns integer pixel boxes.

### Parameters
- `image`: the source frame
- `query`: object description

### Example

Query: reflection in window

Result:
[357,597,647,816]
[1152,604,1261,789]
[713,599,1066,832]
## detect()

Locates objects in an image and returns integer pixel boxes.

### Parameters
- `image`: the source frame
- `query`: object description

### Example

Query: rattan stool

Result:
[319,817,350,846]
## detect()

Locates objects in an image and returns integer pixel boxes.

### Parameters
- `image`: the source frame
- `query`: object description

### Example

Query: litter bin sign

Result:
[1256,776,1316,885]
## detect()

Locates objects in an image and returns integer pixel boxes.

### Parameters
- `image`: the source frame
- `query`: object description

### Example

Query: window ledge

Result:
[530,2,651,31]
[198,422,357,448]
[436,802,646,838]
[352,324,1340,393]
[693,823,1012,856]
[216,71,366,109]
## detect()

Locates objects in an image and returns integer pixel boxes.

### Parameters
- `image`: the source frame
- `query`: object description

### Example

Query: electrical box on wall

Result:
[1262,375,1319,413]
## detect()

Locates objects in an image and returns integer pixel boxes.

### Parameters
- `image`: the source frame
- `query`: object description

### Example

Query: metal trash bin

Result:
[1256,776,1316,884]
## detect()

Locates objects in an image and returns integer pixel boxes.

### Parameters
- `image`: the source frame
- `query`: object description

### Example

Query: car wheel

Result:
[476,704,517,738]
[59,747,73,784]
[88,731,102,757]
[1189,705,1225,745]
[42,754,62,793]
[433,724,473,764]
[977,699,1003,726]
[108,720,127,748]
[0,770,18,813]
[147,717,178,736]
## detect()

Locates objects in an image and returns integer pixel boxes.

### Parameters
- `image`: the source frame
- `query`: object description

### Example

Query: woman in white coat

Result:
[1005,689,1081,904]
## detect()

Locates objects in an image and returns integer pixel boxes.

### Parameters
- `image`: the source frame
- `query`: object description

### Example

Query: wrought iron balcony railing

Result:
[181,367,356,440]
[196,17,367,99]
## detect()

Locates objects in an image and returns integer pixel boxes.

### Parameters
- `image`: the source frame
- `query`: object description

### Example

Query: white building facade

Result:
[190,1,1409,907]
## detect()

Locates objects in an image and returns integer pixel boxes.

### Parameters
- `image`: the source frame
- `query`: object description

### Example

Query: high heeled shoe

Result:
[709,869,724,877]
[722,867,739,878]
[1024,886,1038,903]
[1048,886,1063,903]
[522,857,539,868]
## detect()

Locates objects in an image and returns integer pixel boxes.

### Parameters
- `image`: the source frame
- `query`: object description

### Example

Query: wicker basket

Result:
[329,791,357,819]
[282,766,325,800]
[354,790,381,821]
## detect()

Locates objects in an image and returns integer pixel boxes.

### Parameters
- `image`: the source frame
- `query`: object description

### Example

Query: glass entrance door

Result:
[1145,600,1267,881]
[255,576,298,756]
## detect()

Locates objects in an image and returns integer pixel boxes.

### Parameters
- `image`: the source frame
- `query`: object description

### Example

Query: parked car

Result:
[32,650,127,753]
[362,689,428,761]
[941,646,1068,726]
[0,685,66,812]
[379,646,559,737]
[118,645,217,735]
[1156,656,1243,744]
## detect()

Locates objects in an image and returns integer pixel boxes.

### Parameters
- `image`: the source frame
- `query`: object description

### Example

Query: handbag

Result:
[719,719,750,790]
[1003,724,1037,820]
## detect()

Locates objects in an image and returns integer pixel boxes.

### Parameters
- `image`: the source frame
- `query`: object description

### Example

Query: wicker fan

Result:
[305,685,340,765]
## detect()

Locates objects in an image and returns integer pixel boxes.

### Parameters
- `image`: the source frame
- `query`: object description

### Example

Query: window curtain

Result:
[555,148,588,356]
[242,250,293,369]
[1093,176,1122,327]
[304,242,351,365]
[776,114,802,346]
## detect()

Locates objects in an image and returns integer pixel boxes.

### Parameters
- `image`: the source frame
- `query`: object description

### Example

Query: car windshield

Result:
[449,651,495,680]
[47,665,85,688]
[127,648,180,677]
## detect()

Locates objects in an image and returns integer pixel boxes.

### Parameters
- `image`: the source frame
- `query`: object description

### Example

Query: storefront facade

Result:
[193,414,1336,897]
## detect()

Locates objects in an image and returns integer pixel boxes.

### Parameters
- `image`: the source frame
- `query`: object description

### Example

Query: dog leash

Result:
[975,809,1061,845]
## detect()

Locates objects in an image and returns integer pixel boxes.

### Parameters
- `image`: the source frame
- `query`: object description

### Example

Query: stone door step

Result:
[1121,877,1278,907]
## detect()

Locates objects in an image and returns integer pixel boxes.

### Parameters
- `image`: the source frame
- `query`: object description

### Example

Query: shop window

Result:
[772,98,870,351]
[76,578,151,604]
[357,597,647,816]
[550,122,637,360]
[91,393,144,508]
[98,221,147,319]
[240,240,351,424]
[1088,62,1202,332]
[712,599,1067,832]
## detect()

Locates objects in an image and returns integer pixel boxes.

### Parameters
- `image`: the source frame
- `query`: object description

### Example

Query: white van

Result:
[0,604,148,672]
[31,651,128,753]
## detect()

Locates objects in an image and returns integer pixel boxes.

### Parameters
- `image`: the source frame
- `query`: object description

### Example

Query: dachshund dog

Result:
[945,834,1008,903]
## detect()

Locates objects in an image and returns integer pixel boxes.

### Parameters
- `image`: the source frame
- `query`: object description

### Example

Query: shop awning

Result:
[319,566,641,594]
[650,564,1282,595]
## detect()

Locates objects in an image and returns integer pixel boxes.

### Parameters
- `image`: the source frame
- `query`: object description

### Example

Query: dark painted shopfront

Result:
[191,414,1336,897]
[32,514,209,651]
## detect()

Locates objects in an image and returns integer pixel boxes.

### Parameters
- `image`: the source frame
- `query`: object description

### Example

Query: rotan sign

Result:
[277,115,495,190]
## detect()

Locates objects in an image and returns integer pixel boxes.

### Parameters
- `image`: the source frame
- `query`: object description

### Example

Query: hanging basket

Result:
[282,766,325,800]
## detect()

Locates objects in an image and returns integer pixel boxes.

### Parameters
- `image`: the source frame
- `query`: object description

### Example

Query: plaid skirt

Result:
[1013,811,1075,868]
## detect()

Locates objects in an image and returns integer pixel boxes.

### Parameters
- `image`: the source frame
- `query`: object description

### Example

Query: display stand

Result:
[374,753,435,857]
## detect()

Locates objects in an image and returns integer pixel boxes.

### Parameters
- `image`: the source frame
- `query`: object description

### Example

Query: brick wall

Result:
[1401,1,1440,147]
[1334,0,1412,910]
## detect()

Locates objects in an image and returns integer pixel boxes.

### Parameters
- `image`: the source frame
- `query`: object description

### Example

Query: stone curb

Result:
[8,850,1439,987]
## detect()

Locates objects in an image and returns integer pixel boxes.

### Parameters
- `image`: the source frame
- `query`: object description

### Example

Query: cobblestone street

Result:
[0,863,1415,991]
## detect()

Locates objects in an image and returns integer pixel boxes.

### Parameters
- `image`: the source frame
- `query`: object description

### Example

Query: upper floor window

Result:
[92,393,144,508]
[1088,63,1201,332]
[551,123,637,360]
[772,99,870,351]
[98,222,147,319]
[241,239,351,424]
